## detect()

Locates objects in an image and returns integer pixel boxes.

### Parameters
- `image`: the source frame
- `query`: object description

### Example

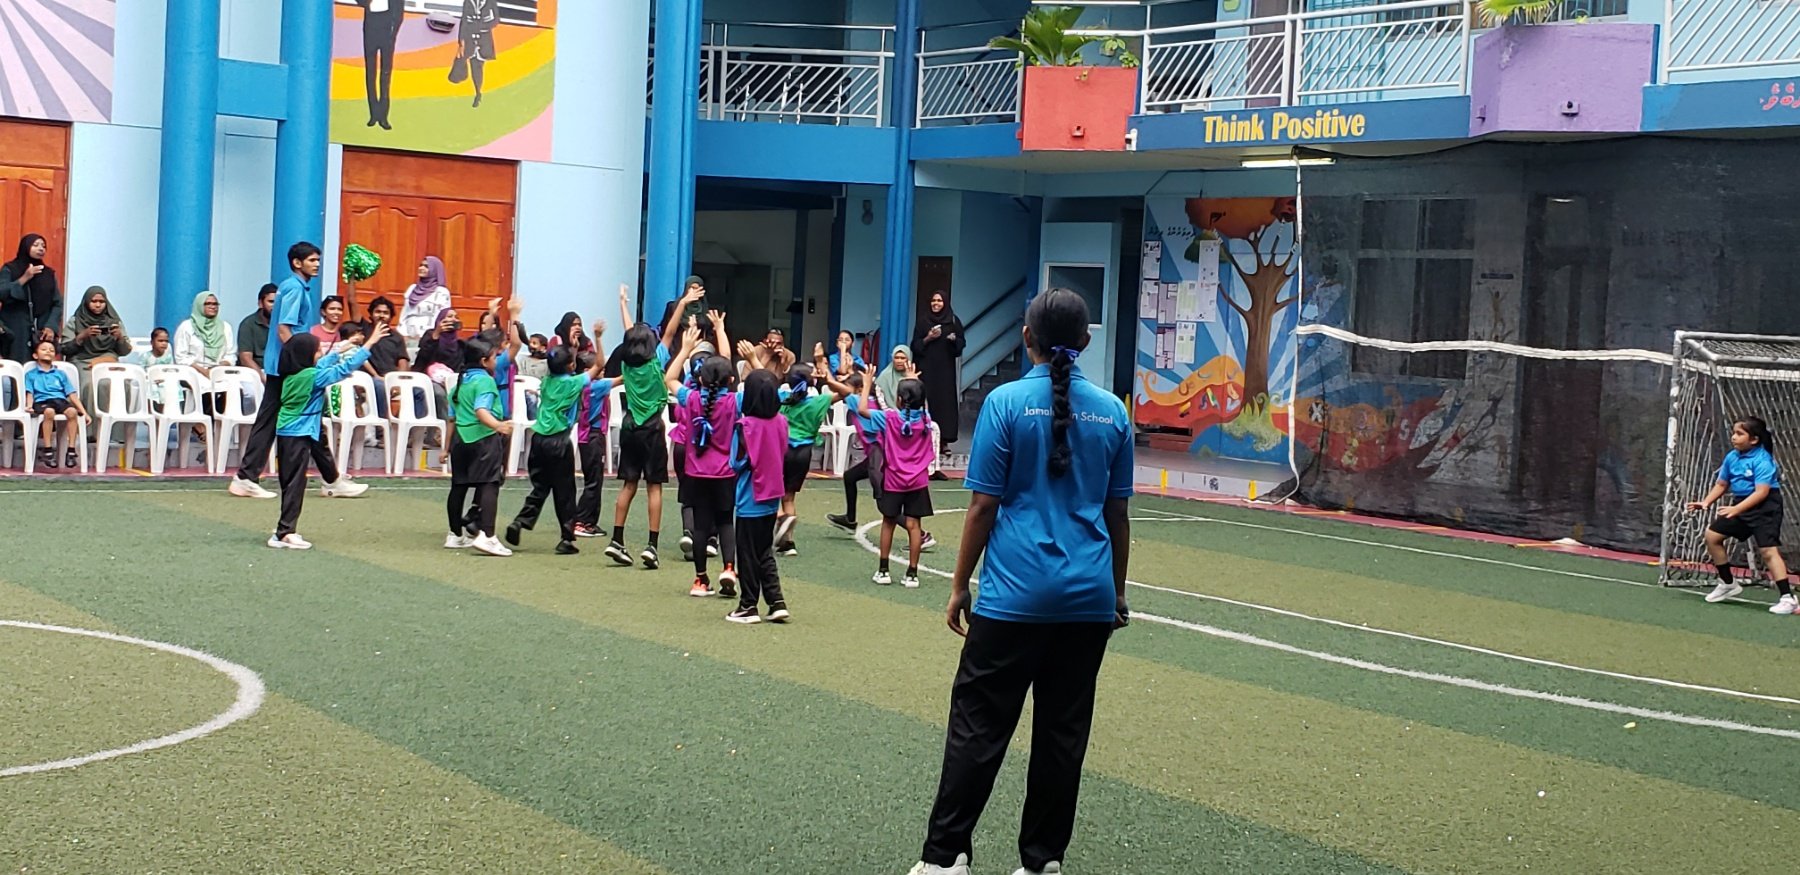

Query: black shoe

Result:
[766,603,791,623]
[40,449,57,470]
[378,119,392,131]
[555,540,580,555]
[640,545,659,570]
[367,117,378,127]
[65,450,77,469]
[826,513,855,532]
[473,93,482,108]
[680,531,694,562]
[504,522,524,547]
[464,521,481,540]
[604,542,632,566]
[725,607,761,625]
[930,471,950,481]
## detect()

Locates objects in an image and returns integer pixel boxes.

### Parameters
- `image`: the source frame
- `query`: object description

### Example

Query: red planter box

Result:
[1019,65,1138,152]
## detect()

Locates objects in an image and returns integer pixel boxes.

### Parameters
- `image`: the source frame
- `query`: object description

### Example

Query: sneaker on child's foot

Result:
[320,479,369,498]
[689,576,714,598]
[680,531,695,561]
[1706,581,1745,603]
[267,533,312,550]
[872,569,893,586]
[779,545,799,558]
[64,449,78,469]
[706,538,719,558]
[604,542,632,566]
[725,607,761,624]
[766,604,791,623]
[903,574,921,589]
[775,515,798,547]
[921,532,939,552]
[555,540,580,555]
[573,523,603,538]
[464,521,482,540]
[1011,863,1062,875]
[228,477,276,499]
[472,534,513,557]
[718,565,739,599]
[504,521,525,547]
[40,449,57,470]
[1772,594,1799,615]
[444,533,473,549]
[827,513,856,532]
[906,855,971,875]
[641,545,660,570]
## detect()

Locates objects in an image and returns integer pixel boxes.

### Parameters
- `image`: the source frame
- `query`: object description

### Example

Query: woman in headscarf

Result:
[0,233,61,362]
[911,291,966,444]
[173,290,237,378]
[875,344,914,410]
[398,256,451,340]
[551,311,594,353]
[413,308,464,430]
[60,286,133,407]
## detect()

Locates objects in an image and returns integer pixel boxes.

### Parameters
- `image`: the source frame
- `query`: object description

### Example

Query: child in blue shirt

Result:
[21,339,86,469]
[268,326,383,549]
[1688,415,1794,614]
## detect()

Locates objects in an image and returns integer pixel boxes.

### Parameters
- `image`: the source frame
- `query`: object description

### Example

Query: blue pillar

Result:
[154,0,220,331]
[271,0,333,280]
[645,0,701,322]
[788,209,808,342]
[878,0,922,365]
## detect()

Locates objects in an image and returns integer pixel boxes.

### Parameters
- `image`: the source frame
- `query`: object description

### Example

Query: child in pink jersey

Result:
[666,322,741,598]
[848,370,935,587]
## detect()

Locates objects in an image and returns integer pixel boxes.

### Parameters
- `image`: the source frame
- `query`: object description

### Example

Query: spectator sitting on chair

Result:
[22,338,86,470]
[60,286,132,408]
[311,296,348,349]
[362,296,410,424]
[238,284,277,371]
[522,333,551,379]
[126,327,177,412]
[175,290,236,424]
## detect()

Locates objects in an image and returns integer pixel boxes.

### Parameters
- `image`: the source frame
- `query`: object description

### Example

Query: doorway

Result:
[1044,262,1113,382]
[338,149,517,320]
[0,120,70,280]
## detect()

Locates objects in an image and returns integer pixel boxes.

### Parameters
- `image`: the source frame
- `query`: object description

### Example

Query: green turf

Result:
[3,479,1798,873]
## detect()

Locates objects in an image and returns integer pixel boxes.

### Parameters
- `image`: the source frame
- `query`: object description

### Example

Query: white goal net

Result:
[1661,333,1800,587]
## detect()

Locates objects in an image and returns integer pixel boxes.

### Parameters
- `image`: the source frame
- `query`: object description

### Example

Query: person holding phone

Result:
[1,233,61,362]
[60,286,133,408]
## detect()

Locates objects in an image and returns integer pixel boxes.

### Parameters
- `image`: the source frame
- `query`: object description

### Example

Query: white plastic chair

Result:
[0,360,30,469]
[146,364,215,473]
[506,375,540,476]
[209,366,264,474]
[387,371,447,475]
[329,370,393,475]
[91,362,154,473]
[605,385,626,476]
[818,400,857,476]
[19,361,91,474]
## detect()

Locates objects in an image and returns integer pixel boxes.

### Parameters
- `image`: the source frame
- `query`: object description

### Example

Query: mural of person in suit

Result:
[459,0,500,108]
[358,0,402,129]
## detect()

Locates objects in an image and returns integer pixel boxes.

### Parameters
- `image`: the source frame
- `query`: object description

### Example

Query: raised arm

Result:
[708,309,729,356]
[503,296,525,359]
[736,339,766,372]
[586,319,610,378]
[814,343,852,401]
[664,322,700,391]
[617,283,635,331]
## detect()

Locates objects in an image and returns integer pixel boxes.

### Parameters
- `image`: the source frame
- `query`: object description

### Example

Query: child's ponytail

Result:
[1025,288,1091,479]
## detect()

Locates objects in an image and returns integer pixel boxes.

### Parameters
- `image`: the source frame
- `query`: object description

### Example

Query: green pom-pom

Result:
[342,244,382,283]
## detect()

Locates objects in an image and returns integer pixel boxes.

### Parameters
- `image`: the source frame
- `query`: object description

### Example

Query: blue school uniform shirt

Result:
[493,350,515,417]
[264,272,317,377]
[827,352,865,374]
[22,364,74,402]
[275,349,370,438]
[732,431,780,518]
[963,363,1134,624]
[1719,446,1780,498]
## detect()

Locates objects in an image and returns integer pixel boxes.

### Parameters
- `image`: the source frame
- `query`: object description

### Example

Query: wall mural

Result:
[1134,197,1299,463]
[0,0,114,123]
[330,0,557,161]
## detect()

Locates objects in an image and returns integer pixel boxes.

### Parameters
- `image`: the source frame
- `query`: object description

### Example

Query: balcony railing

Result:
[917,0,1473,123]
[1664,0,1800,80]
[648,22,896,126]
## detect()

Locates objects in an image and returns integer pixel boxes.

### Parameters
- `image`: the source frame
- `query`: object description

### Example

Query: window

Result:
[1350,197,1475,380]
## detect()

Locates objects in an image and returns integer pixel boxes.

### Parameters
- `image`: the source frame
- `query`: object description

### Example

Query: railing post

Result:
[1283,17,1297,106]
[1460,0,1474,95]
[1659,0,1673,83]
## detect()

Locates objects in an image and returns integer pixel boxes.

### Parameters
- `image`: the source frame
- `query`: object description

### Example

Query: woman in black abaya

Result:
[911,291,966,445]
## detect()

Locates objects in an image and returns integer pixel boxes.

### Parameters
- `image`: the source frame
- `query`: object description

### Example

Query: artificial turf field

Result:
[3,478,1798,874]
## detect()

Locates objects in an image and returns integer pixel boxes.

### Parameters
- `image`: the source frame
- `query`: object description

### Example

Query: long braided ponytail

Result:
[1026,288,1090,478]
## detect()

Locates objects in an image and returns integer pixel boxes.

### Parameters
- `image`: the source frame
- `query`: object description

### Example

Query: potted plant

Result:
[1467,0,1655,136]
[989,5,1140,151]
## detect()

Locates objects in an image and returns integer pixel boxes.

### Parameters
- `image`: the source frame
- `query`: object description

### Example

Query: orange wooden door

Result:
[338,149,517,322]
[0,119,70,276]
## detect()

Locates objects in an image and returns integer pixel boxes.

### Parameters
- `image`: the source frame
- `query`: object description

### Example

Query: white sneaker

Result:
[444,533,473,549]
[873,570,893,586]
[921,533,939,552]
[1705,580,1745,603]
[1772,594,1799,615]
[229,477,276,499]
[775,514,798,546]
[321,479,370,498]
[471,534,513,557]
[903,574,921,589]
[1013,863,1062,875]
[267,533,312,550]
[907,855,971,875]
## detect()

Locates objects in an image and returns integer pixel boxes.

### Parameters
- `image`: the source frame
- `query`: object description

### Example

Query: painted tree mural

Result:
[1183,196,1297,404]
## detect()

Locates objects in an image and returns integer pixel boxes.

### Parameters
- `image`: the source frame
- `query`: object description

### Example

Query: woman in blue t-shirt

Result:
[1688,415,1795,614]
[907,288,1134,875]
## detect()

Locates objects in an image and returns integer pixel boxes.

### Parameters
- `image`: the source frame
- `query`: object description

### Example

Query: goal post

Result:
[1660,331,1800,587]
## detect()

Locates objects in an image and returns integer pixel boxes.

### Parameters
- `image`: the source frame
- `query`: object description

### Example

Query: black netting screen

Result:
[1292,138,1800,554]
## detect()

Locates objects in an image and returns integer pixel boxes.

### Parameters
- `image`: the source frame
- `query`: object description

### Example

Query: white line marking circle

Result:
[0,620,266,778]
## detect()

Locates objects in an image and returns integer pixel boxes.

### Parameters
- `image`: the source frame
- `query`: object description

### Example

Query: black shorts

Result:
[449,431,506,486]
[31,398,71,416]
[783,443,813,494]
[877,487,933,522]
[681,475,735,513]
[1710,491,1784,548]
[616,415,669,484]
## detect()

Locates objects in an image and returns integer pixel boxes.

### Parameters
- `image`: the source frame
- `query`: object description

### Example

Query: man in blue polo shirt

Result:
[229,242,322,498]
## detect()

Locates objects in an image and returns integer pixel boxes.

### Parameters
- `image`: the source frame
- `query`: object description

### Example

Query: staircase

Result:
[955,347,1023,442]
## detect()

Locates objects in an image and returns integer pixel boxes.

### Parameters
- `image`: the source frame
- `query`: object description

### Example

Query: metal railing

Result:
[918,49,1022,125]
[1664,0,1800,79]
[647,22,896,126]
[1293,0,1470,105]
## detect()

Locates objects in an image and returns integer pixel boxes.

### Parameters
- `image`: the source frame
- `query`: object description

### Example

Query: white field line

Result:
[854,517,1800,736]
[0,621,267,777]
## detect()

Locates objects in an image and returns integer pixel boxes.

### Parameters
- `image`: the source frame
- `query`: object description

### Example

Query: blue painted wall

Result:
[841,184,888,337]
[696,122,899,185]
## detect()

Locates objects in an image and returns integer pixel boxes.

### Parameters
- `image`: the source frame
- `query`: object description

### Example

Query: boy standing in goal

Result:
[1687,416,1797,614]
